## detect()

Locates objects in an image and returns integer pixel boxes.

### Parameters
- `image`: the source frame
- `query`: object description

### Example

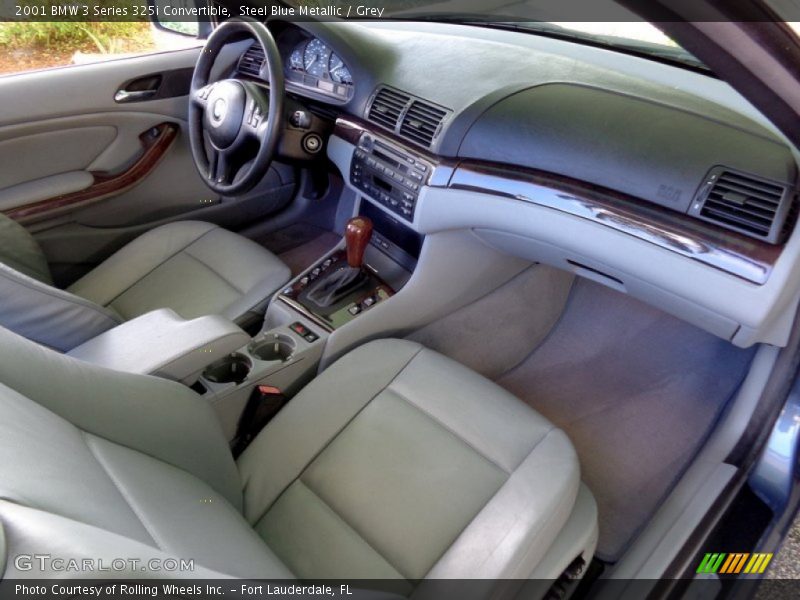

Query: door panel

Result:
[4,122,181,224]
[0,126,116,190]
[0,43,295,285]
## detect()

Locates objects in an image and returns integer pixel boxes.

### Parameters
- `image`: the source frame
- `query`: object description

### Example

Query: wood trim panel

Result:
[449,161,782,285]
[334,117,367,146]
[5,122,179,224]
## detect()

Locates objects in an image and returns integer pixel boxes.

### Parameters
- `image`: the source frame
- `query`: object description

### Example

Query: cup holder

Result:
[203,353,252,385]
[249,333,295,363]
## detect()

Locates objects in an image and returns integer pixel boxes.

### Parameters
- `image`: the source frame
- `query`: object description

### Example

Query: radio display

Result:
[373,149,399,168]
[373,175,393,192]
[352,133,424,222]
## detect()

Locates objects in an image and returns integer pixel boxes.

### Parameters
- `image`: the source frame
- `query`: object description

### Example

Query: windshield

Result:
[484,22,706,69]
[277,1,704,69]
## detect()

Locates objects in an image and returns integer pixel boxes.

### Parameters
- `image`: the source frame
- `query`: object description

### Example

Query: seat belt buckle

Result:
[257,385,282,396]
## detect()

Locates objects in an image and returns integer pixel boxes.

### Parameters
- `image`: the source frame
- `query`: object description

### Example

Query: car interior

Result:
[1,5,800,598]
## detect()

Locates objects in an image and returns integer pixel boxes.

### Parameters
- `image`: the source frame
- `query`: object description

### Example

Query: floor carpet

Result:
[495,279,755,561]
[257,223,331,255]
[275,230,340,276]
[409,265,574,380]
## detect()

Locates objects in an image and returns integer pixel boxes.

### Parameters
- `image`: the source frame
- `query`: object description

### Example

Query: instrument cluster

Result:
[286,36,354,100]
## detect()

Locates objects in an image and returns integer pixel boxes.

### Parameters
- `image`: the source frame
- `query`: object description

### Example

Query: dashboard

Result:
[231,19,800,350]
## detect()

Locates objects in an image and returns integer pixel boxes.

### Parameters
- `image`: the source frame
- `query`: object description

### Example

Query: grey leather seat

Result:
[0,327,597,593]
[0,215,291,351]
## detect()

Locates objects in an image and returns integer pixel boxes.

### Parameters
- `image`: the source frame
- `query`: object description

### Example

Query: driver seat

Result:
[0,215,291,351]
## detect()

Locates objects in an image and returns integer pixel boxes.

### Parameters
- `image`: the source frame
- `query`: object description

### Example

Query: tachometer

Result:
[303,39,330,78]
[328,53,353,85]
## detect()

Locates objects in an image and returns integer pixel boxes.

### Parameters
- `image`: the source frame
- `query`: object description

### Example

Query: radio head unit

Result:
[350,133,432,221]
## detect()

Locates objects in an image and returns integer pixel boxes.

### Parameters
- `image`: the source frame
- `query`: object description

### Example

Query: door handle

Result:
[114,74,163,103]
[114,89,158,103]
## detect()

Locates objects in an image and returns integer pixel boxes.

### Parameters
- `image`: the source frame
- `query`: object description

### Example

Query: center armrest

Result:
[67,308,250,385]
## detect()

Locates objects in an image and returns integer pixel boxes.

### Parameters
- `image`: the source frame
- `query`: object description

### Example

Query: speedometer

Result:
[328,53,353,85]
[303,39,330,78]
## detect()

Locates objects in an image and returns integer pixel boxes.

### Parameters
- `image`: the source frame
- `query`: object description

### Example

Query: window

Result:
[0,5,201,76]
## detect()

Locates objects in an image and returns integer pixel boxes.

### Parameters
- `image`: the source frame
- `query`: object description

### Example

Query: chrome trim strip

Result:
[449,163,780,285]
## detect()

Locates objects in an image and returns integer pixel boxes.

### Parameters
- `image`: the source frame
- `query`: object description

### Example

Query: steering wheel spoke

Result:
[242,86,270,141]
[208,147,233,185]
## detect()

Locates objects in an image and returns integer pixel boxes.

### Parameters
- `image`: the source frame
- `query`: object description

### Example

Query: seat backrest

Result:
[0,213,122,351]
[0,262,123,351]
[0,212,52,283]
[0,325,242,510]
[0,325,295,579]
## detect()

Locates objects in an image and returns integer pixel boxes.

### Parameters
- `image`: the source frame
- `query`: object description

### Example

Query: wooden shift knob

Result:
[345,216,373,268]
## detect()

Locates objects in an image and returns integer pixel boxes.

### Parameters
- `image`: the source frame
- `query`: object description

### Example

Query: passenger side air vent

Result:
[399,100,447,148]
[367,87,410,131]
[691,167,793,243]
[238,44,265,78]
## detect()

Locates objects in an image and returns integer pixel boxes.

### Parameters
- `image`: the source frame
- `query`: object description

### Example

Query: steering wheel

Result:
[188,18,284,196]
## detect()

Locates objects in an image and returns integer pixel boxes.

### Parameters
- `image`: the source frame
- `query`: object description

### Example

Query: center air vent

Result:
[238,44,265,78]
[399,100,447,148]
[367,87,410,131]
[366,87,450,149]
[692,167,793,243]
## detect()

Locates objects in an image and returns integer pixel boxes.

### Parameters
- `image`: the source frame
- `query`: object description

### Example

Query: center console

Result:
[196,180,426,440]
[64,307,327,441]
[277,203,423,334]
[266,128,429,340]
[199,197,425,440]
[192,318,327,440]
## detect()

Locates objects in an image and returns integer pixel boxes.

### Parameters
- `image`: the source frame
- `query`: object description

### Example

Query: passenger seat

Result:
[0,326,597,595]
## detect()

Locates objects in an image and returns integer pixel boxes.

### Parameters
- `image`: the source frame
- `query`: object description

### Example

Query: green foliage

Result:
[0,21,151,53]
[158,21,199,37]
[0,1,152,54]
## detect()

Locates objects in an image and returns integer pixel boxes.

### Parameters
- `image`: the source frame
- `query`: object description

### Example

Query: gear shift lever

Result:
[303,217,373,309]
[345,216,373,268]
